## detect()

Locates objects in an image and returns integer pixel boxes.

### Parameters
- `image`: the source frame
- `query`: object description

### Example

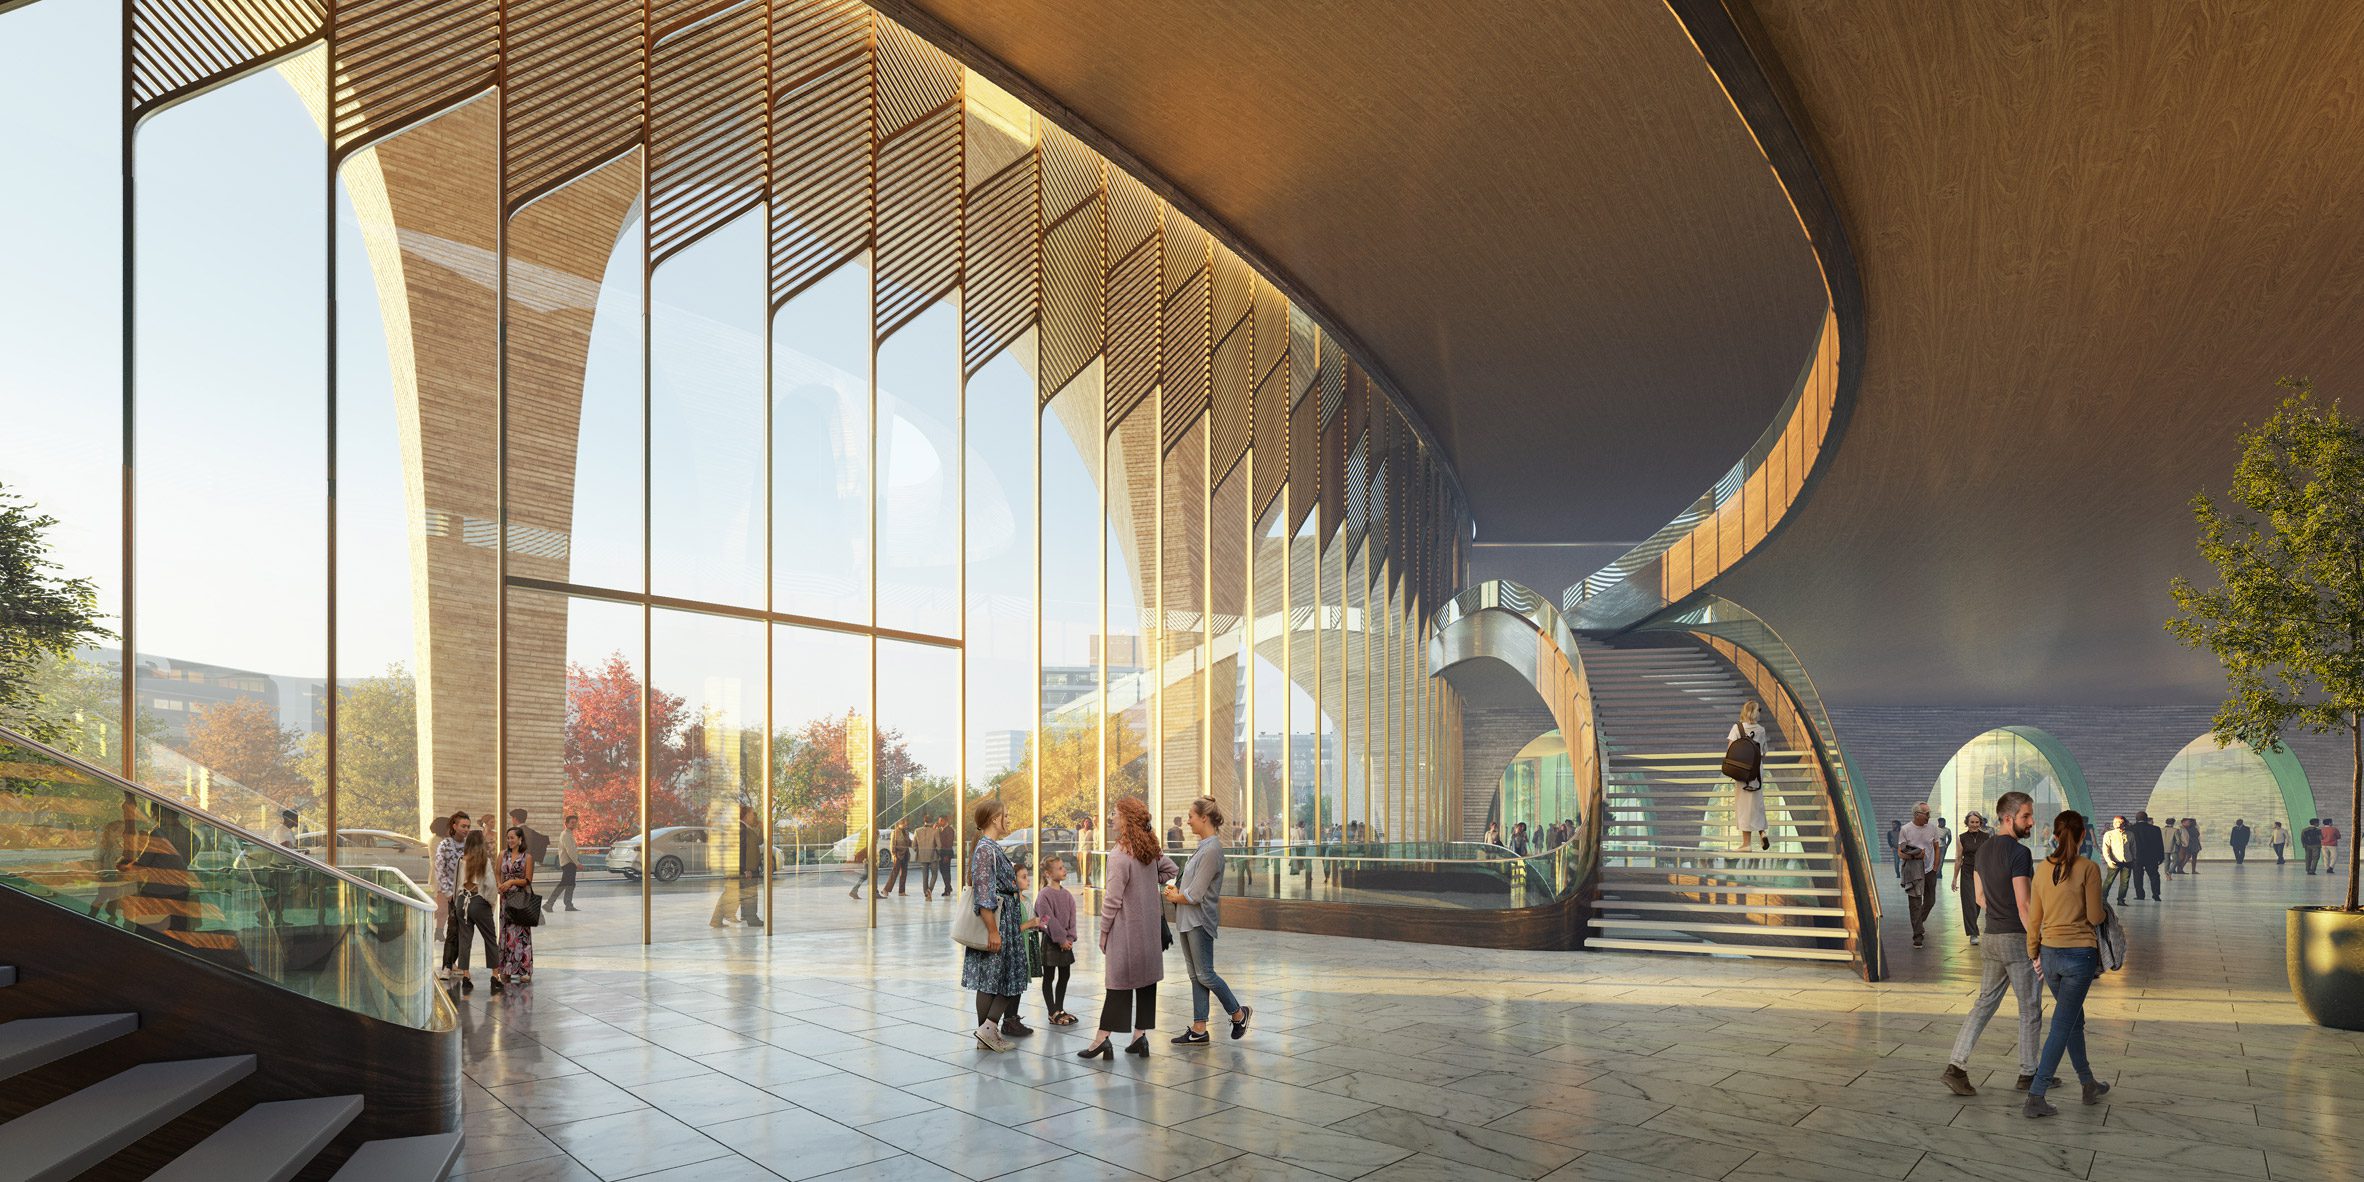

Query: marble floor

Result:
[448,857,2364,1181]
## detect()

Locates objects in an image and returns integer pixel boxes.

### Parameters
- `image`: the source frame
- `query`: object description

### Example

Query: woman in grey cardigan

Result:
[1077,796,1177,1059]
[1166,797,1252,1044]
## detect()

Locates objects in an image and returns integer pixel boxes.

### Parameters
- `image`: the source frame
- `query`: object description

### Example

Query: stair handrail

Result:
[1628,596,1886,981]
[0,725,435,912]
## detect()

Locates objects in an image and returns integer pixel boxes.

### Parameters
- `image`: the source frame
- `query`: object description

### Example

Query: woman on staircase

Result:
[1729,701,1771,852]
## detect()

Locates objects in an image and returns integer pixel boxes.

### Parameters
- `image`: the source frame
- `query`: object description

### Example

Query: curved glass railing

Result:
[0,726,445,1028]
[1145,840,1586,912]
[1562,310,1841,630]
[1631,596,1885,979]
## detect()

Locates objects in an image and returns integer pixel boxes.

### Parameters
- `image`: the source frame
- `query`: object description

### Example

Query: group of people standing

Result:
[432,808,538,993]
[961,795,1251,1057]
[1481,819,1578,855]
[865,815,958,899]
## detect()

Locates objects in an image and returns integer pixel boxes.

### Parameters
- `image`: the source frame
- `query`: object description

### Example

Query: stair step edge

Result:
[151,1096,366,1182]
[0,1014,141,1082]
[0,1056,258,1182]
[331,1131,464,1182]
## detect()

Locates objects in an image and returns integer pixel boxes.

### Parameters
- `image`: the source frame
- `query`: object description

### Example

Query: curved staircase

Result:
[1578,638,1854,961]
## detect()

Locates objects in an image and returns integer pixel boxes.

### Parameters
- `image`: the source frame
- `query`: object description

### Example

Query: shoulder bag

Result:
[505,887,544,928]
[2096,900,2126,971]
[950,887,994,950]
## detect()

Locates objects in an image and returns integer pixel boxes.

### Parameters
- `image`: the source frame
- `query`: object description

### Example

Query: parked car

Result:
[607,826,791,883]
[291,829,436,884]
[997,827,1077,864]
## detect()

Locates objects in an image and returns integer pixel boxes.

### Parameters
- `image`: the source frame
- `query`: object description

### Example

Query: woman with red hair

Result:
[1077,797,1178,1058]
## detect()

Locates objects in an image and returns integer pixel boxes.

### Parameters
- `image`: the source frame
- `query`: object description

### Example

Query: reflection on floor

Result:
[451,858,2364,1181]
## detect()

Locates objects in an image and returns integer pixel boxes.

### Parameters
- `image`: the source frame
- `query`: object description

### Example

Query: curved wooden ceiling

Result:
[886,0,1829,544]
[1720,0,2364,705]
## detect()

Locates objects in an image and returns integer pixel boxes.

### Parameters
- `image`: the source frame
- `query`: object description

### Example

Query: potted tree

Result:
[2168,379,2364,1030]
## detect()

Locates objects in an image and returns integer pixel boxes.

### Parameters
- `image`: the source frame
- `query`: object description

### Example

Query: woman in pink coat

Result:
[1077,796,1178,1059]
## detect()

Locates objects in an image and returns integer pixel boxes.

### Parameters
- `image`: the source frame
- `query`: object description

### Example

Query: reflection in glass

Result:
[0,0,123,760]
[879,639,959,927]
[132,51,327,821]
[1106,405,1157,821]
[504,589,641,952]
[1251,495,1288,848]
[649,609,765,939]
[651,211,765,607]
[1208,467,1249,835]
[1288,513,1321,842]
[1928,728,2082,852]
[774,258,871,622]
[2144,734,2313,860]
[877,302,960,635]
[1496,731,1578,843]
[770,624,871,930]
[1161,419,1207,840]
[1042,367,1104,879]
[553,157,647,594]
[966,335,1037,840]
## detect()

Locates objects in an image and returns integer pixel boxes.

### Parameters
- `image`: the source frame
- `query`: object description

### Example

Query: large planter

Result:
[2288,906,2364,1031]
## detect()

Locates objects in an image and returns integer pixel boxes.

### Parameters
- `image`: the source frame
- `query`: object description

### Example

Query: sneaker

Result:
[1172,1029,1211,1046]
[1940,1064,1977,1096]
[1913,934,1924,948]
[1969,935,1980,945]
[2082,1079,2111,1105]
[975,1022,1012,1052]
[2015,1074,2061,1092]
[2023,1094,2058,1119]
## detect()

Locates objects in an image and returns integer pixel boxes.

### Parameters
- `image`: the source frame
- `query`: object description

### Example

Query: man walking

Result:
[886,820,913,896]
[915,814,941,898]
[2131,812,2165,899]
[1941,791,2051,1097]
[2322,818,2342,875]
[1886,818,1904,879]
[2302,819,2323,874]
[549,813,582,912]
[2164,817,2184,876]
[2230,818,2250,866]
[1953,811,1990,944]
[2270,819,2289,864]
[2101,816,2135,905]
[1899,803,1944,948]
[935,815,955,893]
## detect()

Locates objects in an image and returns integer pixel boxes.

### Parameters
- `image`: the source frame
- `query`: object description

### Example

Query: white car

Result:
[292,829,435,883]
[609,826,789,883]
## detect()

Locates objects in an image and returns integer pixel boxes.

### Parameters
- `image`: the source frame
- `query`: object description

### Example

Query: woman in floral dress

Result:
[495,826,535,991]
[961,798,1030,1050]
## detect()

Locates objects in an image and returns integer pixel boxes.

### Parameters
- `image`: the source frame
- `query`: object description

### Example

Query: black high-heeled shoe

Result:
[1076,1040,1113,1060]
[1125,1036,1150,1057]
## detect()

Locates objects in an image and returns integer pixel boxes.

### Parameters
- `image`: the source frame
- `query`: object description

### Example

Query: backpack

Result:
[1720,727,1763,785]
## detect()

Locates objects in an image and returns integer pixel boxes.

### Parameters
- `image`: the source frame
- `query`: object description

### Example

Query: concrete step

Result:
[1603,900,1848,917]
[152,1096,364,1182]
[1586,937,1855,961]
[0,1056,257,1182]
[331,1131,464,1181]
[1600,881,1845,898]
[0,1014,139,1082]
[1600,846,1836,860]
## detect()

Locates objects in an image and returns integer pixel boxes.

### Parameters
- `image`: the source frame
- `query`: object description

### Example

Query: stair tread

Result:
[152,1096,364,1182]
[332,1131,464,1182]
[0,1056,257,1182]
[0,967,14,988]
[0,1014,140,1082]
[1591,919,1850,937]
[1602,846,1835,857]
[1604,901,1848,916]
[1601,884,1844,898]
[1586,937,1855,961]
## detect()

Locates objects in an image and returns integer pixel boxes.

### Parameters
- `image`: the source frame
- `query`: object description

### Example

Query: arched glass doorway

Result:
[1491,730,1580,851]
[1928,727,2096,855]
[2143,734,2314,861]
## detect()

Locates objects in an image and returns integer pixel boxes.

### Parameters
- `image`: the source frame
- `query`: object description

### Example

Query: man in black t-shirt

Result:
[1941,791,2049,1097]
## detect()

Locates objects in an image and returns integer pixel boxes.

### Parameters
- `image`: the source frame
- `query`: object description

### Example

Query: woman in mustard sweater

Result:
[2023,810,2112,1117]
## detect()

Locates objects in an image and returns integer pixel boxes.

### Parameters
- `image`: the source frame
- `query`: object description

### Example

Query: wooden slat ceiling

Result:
[1719,0,2364,705]
[889,0,1828,544]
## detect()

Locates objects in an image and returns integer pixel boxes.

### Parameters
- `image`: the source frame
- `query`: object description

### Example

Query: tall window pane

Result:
[650,609,766,942]
[878,639,958,929]
[1042,365,1104,881]
[966,335,1037,844]
[1160,419,1207,844]
[505,589,641,952]
[773,258,871,623]
[0,0,122,759]
[1106,404,1158,825]
[132,52,326,829]
[1208,466,1249,838]
[651,211,764,608]
[877,302,959,635]
[770,624,870,933]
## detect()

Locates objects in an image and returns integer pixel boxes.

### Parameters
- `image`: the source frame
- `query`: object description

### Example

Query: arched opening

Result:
[1928,726,2096,855]
[1488,730,1580,852]
[2142,734,2315,862]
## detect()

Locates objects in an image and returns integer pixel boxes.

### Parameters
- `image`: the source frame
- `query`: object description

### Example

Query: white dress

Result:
[1728,722,1769,832]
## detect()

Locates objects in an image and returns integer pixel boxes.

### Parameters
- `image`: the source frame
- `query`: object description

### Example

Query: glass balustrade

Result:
[1074,840,1583,912]
[0,726,444,1029]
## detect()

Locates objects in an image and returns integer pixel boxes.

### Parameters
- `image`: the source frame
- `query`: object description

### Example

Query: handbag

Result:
[2096,902,2126,972]
[950,888,993,950]
[504,888,543,929]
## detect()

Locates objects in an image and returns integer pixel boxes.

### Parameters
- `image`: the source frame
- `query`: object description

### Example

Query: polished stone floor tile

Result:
[1016,1105,1244,1181]
[1170,1108,1413,1181]
[489,1072,653,1129]
[1328,1106,1580,1180]
[634,1071,802,1126]
[709,1107,902,1180]
[542,1107,736,1180]
[863,1106,1073,1179]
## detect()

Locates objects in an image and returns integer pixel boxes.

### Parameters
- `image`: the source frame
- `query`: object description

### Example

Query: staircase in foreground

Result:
[1577,638,1854,961]
[0,965,458,1182]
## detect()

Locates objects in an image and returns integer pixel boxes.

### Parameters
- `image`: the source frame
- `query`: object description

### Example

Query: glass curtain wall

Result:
[0,0,1471,947]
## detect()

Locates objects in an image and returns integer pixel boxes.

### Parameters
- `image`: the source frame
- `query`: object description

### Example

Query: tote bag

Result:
[950,888,993,950]
[2096,903,2127,972]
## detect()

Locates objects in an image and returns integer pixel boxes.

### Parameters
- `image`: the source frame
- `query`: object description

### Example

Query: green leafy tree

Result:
[298,665,422,835]
[0,485,114,746]
[2168,379,2364,910]
[178,696,311,809]
[11,652,157,764]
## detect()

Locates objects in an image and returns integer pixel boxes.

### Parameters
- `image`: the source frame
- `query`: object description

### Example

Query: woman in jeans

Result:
[441,831,497,993]
[1165,797,1251,1044]
[2023,810,2112,1117]
[1077,797,1176,1059]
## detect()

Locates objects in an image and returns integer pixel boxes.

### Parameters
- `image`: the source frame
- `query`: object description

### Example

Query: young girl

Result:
[1035,855,1079,1024]
[1013,862,1046,1029]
